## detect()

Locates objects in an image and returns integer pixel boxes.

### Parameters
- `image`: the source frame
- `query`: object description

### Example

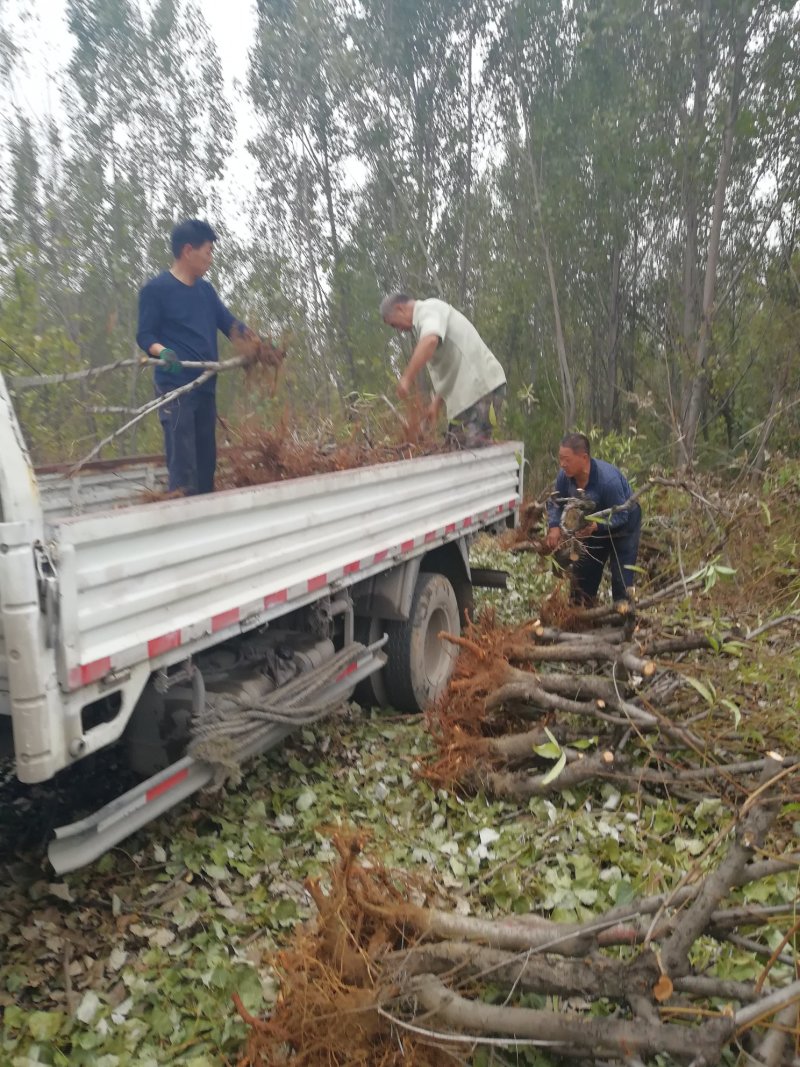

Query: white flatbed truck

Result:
[0,375,522,872]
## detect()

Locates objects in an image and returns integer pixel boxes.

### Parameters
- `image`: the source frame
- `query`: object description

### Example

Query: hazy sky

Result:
[7,0,260,232]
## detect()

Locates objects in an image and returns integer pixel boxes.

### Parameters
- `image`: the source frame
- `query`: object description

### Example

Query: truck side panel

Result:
[55,446,521,690]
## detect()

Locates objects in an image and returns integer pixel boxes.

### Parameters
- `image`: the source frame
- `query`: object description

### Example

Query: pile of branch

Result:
[62,325,463,487]
[229,489,800,1065]
[232,583,799,1065]
[215,417,448,491]
[235,792,799,1066]
[214,364,452,490]
[421,592,797,809]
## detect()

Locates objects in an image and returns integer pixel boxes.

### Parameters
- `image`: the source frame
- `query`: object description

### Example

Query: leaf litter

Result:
[0,476,798,1064]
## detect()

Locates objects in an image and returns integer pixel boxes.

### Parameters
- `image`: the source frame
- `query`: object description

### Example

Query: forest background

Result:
[0,0,798,480]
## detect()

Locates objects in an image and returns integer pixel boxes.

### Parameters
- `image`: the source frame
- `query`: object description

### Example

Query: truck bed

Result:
[54,444,521,691]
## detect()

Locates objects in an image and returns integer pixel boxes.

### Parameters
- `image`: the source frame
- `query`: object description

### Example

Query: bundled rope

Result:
[188,641,384,788]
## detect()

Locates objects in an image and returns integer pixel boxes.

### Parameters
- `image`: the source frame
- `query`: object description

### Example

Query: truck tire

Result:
[383,572,460,712]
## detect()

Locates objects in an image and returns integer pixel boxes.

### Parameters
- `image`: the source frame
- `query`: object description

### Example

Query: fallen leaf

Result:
[653,975,673,1002]
[107,947,127,972]
[48,883,74,904]
[214,887,233,909]
[76,989,102,1024]
[27,1010,65,1041]
[129,923,156,938]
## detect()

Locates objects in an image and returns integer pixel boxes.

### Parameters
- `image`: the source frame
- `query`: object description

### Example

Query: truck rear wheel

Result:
[383,573,460,712]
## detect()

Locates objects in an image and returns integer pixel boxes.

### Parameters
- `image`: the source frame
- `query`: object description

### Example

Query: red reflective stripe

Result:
[509,499,516,508]
[336,661,357,681]
[424,530,437,543]
[497,505,504,513]
[264,589,288,608]
[212,608,239,632]
[146,767,189,803]
[148,632,181,658]
[401,539,414,553]
[81,657,111,685]
[308,574,327,592]
[344,561,361,575]
[373,549,388,563]
[445,523,456,534]
[462,516,473,528]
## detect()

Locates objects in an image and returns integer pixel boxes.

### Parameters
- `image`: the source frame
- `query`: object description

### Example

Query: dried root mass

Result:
[235,789,799,1066]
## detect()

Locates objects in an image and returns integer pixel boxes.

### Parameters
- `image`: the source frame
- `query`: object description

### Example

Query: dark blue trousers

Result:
[157,387,217,495]
[572,506,642,604]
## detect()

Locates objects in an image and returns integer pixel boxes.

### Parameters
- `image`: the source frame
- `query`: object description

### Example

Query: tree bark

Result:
[515,66,575,428]
[458,19,474,308]
[679,12,747,468]
[605,240,622,430]
[411,973,731,1062]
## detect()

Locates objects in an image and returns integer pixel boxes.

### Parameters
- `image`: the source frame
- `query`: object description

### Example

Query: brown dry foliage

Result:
[215,405,450,492]
[538,583,586,629]
[234,833,462,1067]
[135,487,186,503]
[423,609,543,788]
[230,327,287,368]
[497,496,548,551]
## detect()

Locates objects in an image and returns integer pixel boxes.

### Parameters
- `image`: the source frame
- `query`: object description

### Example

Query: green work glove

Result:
[159,347,181,374]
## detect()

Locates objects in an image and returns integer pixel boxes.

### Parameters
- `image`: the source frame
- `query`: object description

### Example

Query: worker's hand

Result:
[545,526,563,551]
[575,522,598,540]
[159,347,181,374]
[396,375,412,401]
[424,400,439,425]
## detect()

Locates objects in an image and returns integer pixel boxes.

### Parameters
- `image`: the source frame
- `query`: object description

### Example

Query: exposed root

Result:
[423,609,538,786]
[230,327,287,398]
[235,772,799,1067]
[234,833,462,1066]
[215,415,452,492]
[421,582,799,811]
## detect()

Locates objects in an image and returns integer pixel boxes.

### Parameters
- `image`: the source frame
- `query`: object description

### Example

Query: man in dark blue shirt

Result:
[545,432,642,606]
[137,218,253,494]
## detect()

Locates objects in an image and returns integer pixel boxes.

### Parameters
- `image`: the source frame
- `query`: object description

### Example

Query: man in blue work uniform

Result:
[545,432,641,606]
[137,218,255,495]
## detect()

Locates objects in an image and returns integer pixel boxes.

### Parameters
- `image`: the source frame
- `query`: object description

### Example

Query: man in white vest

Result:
[380,292,507,447]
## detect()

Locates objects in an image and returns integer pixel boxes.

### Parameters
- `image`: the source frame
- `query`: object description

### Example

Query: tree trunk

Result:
[458,19,475,309]
[680,0,711,360]
[539,190,576,429]
[674,0,711,455]
[523,118,575,428]
[747,358,792,483]
[318,104,358,392]
[679,14,747,469]
[605,241,622,430]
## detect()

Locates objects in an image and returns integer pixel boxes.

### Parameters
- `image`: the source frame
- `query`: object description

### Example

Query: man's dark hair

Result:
[171,219,218,259]
[560,432,591,456]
